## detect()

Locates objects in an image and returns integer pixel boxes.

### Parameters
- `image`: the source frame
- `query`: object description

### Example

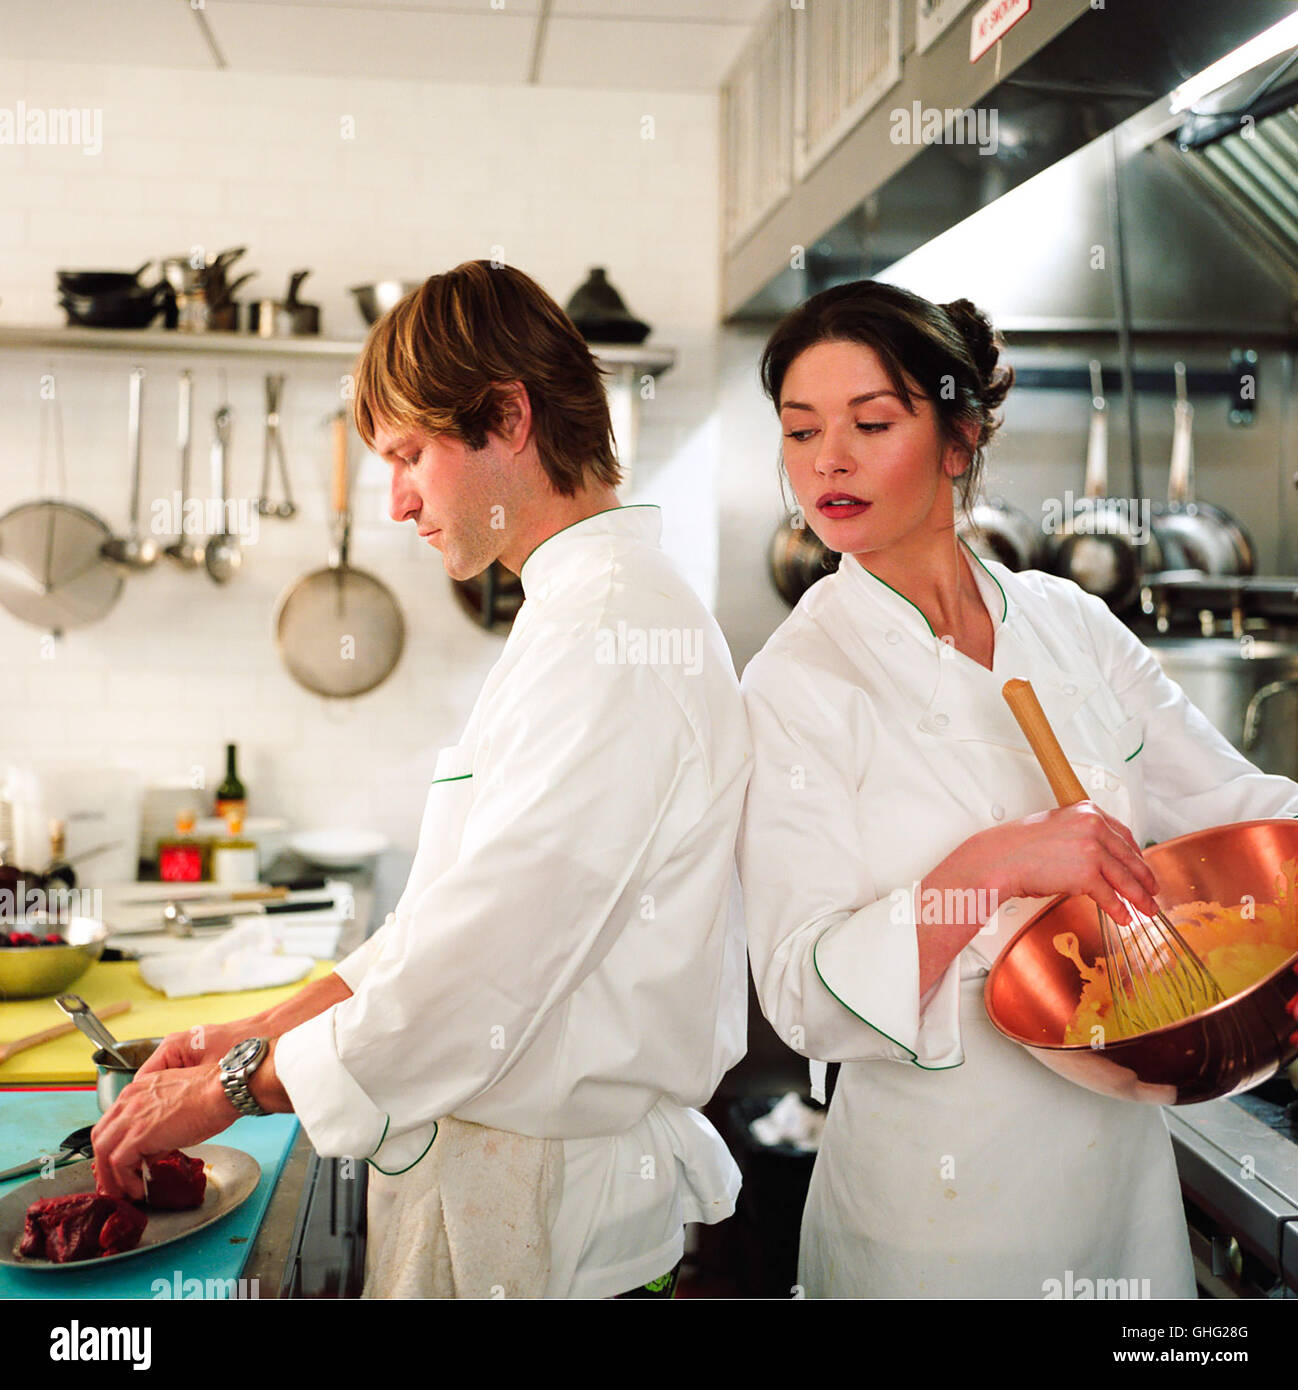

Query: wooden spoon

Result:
[0,1000,131,1066]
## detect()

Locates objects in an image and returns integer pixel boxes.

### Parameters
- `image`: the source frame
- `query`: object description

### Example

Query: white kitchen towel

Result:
[362,1116,564,1300]
[136,920,314,997]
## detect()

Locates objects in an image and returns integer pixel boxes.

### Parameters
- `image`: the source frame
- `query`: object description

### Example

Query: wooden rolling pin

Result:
[0,1000,132,1066]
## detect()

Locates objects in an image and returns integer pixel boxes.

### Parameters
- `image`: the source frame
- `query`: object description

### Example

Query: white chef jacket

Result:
[739,541,1298,1298]
[275,504,751,1298]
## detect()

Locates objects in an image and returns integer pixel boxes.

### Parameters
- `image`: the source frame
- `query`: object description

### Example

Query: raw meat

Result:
[19,1192,147,1262]
[141,1149,206,1210]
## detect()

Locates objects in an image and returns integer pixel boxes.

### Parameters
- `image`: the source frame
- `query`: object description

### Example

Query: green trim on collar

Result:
[960,538,1009,622]
[1124,741,1144,762]
[852,562,936,637]
[811,927,963,1073]
[364,1115,439,1176]
[518,503,661,573]
[847,539,1009,636]
[430,773,472,785]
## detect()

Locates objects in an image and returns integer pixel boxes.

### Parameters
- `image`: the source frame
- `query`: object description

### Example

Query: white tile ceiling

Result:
[0,0,767,90]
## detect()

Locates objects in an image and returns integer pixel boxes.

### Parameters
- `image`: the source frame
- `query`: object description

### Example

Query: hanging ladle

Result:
[101,367,160,572]
[204,405,242,584]
[55,993,135,1069]
[164,370,204,569]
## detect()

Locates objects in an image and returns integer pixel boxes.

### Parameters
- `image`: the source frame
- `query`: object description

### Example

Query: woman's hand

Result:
[915,801,1159,996]
[932,801,1160,924]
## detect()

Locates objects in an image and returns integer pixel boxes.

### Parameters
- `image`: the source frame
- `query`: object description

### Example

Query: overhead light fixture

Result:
[1169,11,1298,113]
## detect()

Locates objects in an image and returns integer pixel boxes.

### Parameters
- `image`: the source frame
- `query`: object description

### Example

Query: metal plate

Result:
[0,1144,261,1270]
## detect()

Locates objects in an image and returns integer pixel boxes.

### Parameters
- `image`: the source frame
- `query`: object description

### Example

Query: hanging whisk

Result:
[1002,678,1225,1038]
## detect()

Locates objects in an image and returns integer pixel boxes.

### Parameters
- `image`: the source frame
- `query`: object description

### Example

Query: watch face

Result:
[226,1038,259,1070]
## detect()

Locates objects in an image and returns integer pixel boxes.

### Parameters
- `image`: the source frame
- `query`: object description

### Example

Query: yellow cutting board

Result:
[0,960,335,1085]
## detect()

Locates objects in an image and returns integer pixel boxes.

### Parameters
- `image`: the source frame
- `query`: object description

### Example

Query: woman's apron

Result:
[798,972,1197,1299]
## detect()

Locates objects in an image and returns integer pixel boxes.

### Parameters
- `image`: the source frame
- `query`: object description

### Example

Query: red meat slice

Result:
[142,1149,206,1210]
[19,1192,147,1262]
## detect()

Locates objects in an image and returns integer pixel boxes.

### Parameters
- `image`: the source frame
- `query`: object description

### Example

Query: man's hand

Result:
[135,1017,268,1080]
[91,1065,237,1201]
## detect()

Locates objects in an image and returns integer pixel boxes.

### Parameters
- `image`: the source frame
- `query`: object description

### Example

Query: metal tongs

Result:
[258,373,296,518]
[55,993,134,1069]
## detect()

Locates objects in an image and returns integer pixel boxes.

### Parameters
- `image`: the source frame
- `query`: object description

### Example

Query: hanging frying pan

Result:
[450,562,524,634]
[273,413,404,698]
[1043,361,1150,612]
[958,497,1043,571]
[1150,362,1254,577]
[768,516,840,607]
[0,373,124,634]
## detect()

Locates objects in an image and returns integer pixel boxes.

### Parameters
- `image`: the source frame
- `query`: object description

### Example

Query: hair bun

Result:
[943,297,1012,410]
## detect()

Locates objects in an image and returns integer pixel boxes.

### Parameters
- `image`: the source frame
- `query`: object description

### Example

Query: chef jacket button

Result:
[933,712,950,729]
[1063,682,1078,696]
[885,630,902,645]
[990,803,1005,820]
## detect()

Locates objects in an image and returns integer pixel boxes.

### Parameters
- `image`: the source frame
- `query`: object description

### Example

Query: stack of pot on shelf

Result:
[53,250,328,338]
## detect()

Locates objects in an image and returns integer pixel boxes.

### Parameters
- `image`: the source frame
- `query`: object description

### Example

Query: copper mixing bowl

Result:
[985,818,1298,1104]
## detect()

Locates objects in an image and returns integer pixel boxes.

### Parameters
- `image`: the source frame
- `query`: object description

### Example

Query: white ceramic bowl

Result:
[288,829,388,869]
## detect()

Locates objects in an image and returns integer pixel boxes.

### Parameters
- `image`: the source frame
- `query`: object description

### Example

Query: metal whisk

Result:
[1094,890,1224,1037]
[1002,678,1226,1037]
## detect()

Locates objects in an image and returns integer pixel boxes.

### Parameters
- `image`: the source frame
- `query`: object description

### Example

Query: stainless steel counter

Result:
[1168,1083,1298,1295]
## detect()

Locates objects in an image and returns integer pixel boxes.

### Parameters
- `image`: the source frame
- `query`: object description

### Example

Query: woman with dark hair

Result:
[737,279,1298,1298]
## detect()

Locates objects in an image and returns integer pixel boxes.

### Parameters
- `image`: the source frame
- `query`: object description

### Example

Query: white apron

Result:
[800,973,1195,1299]
[362,742,564,1299]
[740,551,1204,1301]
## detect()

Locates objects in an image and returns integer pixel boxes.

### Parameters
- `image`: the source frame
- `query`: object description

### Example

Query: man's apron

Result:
[361,743,564,1299]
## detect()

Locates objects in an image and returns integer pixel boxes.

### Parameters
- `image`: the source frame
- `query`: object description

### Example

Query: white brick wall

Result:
[0,58,722,871]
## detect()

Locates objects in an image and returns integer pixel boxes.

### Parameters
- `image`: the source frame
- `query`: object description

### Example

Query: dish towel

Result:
[362,1117,564,1300]
[136,920,315,997]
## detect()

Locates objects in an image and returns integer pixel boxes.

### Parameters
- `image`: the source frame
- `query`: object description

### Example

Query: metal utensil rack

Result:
[1006,353,1260,425]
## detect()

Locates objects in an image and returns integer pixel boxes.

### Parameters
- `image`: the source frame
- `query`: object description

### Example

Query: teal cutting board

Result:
[0,1089,299,1299]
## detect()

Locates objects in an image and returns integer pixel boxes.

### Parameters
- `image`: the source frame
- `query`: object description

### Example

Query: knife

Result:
[119,876,328,906]
[163,896,338,935]
[0,1125,95,1185]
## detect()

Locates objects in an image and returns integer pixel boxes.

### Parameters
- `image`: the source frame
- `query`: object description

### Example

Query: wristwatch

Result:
[218,1037,270,1117]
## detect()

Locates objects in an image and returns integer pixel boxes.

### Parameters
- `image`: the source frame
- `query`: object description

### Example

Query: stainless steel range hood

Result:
[726,0,1298,325]
[1171,99,1298,290]
[872,98,1298,338]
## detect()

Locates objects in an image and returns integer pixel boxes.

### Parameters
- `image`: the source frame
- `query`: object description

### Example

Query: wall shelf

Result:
[0,324,677,376]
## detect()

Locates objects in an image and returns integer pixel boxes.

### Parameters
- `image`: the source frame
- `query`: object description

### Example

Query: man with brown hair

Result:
[94,260,751,1300]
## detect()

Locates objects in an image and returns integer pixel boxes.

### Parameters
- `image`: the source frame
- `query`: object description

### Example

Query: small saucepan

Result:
[249,270,319,337]
[91,1037,163,1113]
